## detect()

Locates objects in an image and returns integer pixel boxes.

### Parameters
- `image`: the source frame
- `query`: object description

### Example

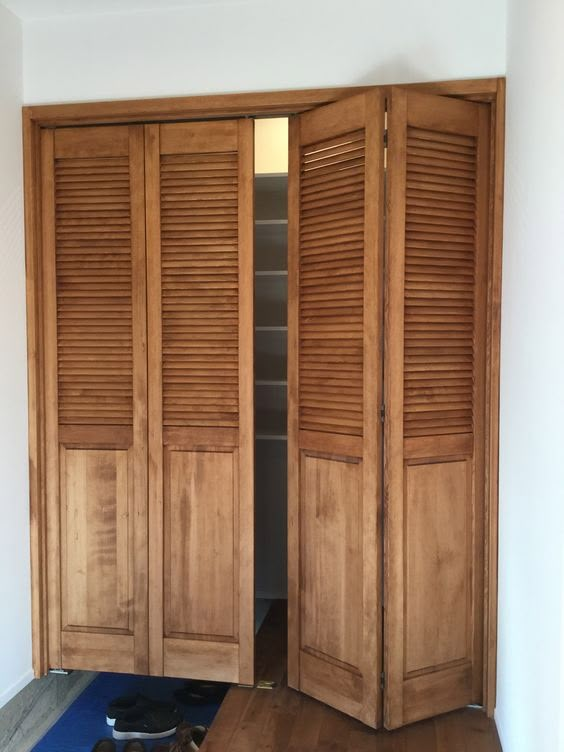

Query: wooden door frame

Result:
[23,77,504,717]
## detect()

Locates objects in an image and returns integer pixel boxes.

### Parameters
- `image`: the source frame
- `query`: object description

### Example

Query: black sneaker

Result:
[112,707,182,740]
[106,694,177,727]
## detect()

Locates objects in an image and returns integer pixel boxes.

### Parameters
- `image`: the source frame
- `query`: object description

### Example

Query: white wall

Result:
[0,2,32,710]
[496,0,564,750]
[22,0,505,104]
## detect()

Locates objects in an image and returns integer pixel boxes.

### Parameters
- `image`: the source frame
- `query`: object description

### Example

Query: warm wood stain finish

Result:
[25,80,504,722]
[145,119,254,684]
[288,91,384,728]
[41,124,149,674]
[384,89,490,728]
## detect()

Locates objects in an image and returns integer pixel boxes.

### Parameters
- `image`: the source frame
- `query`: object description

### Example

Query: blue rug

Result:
[32,673,227,752]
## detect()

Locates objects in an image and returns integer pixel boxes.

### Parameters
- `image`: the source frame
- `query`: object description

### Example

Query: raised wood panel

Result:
[54,126,129,159]
[163,639,239,683]
[384,88,489,729]
[404,460,471,675]
[288,91,384,729]
[164,450,236,639]
[60,447,132,633]
[300,651,363,721]
[301,454,362,670]
[160,121,238,155]
[61,632,135,674]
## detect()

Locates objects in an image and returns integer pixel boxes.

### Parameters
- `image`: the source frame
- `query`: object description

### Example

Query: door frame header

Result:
[24,78,500,128]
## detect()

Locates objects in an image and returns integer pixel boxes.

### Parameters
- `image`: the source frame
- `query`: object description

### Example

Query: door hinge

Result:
[380,671,386,690]
[256,680,277,690]
[380,403,386,422]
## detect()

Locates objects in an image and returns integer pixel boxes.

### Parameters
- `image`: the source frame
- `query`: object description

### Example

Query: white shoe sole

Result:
[112,726,177,740]
[106,716,115,727]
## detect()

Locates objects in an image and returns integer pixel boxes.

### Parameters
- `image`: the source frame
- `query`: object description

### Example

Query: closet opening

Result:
[253,117,290,656]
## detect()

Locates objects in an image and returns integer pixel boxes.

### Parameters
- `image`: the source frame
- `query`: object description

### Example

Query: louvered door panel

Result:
[299,129,364,437]
[55,155,134,426]
[384,89,489,728]
[146,120,254,684]
[160,151,239,429]
[42,125,148,674]
[404,127,477,439]
[288,92,385,728]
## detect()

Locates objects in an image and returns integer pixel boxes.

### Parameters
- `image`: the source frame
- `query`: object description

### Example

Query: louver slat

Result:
[298,130,365,436]
[160,153,239,428]
[403,127,477,439]
[55,156,134,426]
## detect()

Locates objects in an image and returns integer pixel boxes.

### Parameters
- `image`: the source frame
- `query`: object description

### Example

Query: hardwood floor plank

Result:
[285,700,325,752]
[200,603,502,752]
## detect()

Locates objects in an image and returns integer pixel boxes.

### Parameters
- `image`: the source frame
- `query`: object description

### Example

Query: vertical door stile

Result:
[40,128,61,670]
[129,124,149,674]
[237,119,255,686]
[145,123,164,675]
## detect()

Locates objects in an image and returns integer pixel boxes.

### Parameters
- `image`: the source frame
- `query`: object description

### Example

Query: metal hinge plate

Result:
[256,680,277,690]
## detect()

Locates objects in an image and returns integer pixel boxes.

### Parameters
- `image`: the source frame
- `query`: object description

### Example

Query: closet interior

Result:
[254,118,289,612]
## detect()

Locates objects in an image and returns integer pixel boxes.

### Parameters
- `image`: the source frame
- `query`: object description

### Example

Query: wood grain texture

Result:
[484,78,505,717]
[23,79,500,128]
[60,447,132,633]
[24,111,49,677]
[146,119,254,683]
[201,603,502,752]
[41,124,148,674]
[384,88,489,728]
[25,80,504,699]
[301,455,362,669]
[164,450,236,639]
[288,91,384,728]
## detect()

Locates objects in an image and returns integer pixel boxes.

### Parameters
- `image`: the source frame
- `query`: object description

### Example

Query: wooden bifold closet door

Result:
[287,91,385,729]
[41,125,149,673]
[41,119,255,685]
[288,88,490,730]
[36,85,493,729]
[144,120,254,685]
[384,88,489,728]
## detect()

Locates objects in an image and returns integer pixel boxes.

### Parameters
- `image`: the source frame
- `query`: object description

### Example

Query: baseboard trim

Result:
[0,669,34,710]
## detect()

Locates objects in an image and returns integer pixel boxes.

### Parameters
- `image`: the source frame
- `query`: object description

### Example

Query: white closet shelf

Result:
[256,434,288,441]
[255,219,288,226]
[255,270,288,276]
[255,379,287,386]
[255,326,288,332]
[255,172,288,178]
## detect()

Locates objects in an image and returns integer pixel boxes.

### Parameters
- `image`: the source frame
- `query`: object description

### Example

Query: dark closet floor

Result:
[201,603,502,752]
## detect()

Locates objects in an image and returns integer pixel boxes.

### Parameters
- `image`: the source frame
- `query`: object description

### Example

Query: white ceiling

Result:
[2,0,245,20]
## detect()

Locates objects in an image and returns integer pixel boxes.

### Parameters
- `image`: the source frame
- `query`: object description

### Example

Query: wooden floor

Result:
[201,604,502,752]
